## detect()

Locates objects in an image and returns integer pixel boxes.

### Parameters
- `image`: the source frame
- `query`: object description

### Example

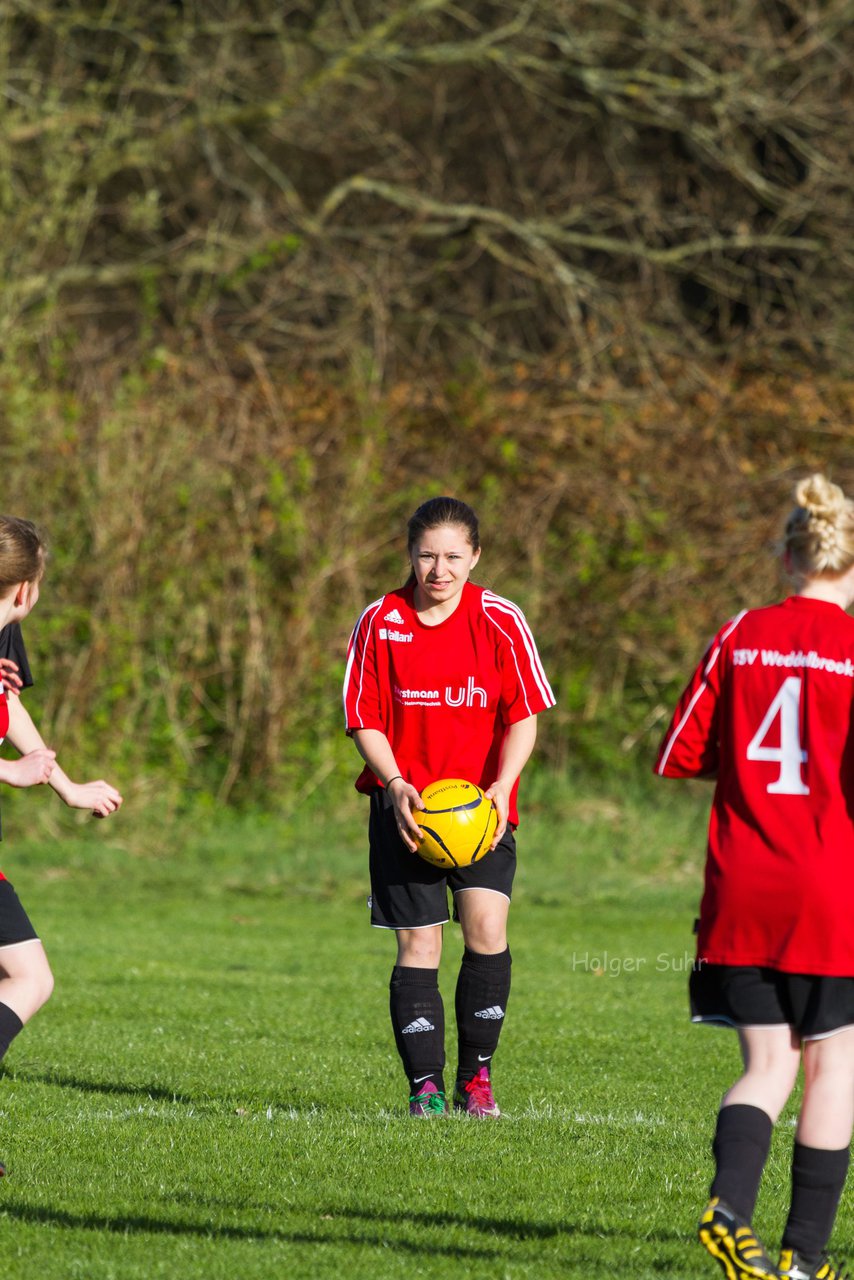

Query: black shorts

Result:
[690,963,854,1040]
[0,878,39,947]
[368,788,517,930]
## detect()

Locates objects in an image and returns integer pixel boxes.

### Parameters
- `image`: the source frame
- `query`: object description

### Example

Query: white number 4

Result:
[746,676,809,794]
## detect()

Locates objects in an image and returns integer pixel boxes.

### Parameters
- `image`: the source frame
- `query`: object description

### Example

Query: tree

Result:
[2,0,851,373]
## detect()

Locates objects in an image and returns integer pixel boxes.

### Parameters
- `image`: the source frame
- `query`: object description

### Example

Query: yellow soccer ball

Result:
[413,778,497,869]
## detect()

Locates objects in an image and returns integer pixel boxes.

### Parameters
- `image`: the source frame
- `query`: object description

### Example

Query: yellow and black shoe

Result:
[698,1197,778,1280]
[778,1249,850,1280]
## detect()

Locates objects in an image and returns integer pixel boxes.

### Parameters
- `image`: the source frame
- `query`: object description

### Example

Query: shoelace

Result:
[465,1073,496,1107]
[413,1089,446,1114]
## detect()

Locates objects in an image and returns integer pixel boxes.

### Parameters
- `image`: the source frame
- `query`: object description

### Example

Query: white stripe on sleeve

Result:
[655,610,747,775]
[482,591,555,713]
[343,597,384,727]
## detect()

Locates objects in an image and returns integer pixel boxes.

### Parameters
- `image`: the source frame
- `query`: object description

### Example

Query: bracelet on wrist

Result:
[385,774,403,788]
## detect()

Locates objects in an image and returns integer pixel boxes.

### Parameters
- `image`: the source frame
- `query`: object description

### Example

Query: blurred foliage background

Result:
[1,1,852,807]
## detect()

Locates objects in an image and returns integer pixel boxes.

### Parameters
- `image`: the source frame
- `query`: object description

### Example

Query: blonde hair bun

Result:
[794,473,847,521]
[786,472,854,578]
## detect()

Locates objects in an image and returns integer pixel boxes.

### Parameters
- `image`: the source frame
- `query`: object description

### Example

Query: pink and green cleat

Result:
[453,1067,501,1118]
[409,1080,448,1116]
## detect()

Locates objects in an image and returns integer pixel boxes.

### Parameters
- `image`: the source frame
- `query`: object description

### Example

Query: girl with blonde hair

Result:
[656,474,854,1280]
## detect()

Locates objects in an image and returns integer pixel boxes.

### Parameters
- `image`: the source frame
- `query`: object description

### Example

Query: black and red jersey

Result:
[344,581,554,825]
[656,596,854,975]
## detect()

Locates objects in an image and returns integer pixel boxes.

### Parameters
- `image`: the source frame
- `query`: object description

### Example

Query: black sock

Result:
[782,1143,850,1266]
[710,1103,773,1221]
[455,947,511,1084]
[0,1002,23,1062]
[389,966,445,1094]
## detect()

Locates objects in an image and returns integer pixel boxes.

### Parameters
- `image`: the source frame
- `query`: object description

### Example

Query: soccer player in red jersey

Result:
[656,474,854,1280]
[344,497,555,1117]
[0,516,122,1176]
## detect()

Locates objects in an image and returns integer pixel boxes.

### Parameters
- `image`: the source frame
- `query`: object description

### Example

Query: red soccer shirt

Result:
[656,596,854,976]
[343,581,555,825]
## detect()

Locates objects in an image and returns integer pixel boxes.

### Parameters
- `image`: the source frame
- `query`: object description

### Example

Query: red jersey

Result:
[343,581,555,825]
[656,596,854,976]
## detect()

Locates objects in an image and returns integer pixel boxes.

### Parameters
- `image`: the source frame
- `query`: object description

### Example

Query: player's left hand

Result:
[64,779,124,818]
[0,658,22,694]
[484,781,510,850]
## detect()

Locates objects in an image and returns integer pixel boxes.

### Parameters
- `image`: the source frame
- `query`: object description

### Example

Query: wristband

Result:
[385,774,403,788]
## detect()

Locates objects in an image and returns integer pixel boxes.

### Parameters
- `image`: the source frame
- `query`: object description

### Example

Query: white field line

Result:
[373,1106,669,1125]
[0,1102,800,1126]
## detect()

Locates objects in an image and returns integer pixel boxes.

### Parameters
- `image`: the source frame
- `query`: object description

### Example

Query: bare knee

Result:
[24,946,54,1010]
[396,928,442,969]
[801,1030,854,1105]
[456,891,509,955]
[461,921,507,954]
[19,958,54,1022]
[34,963,54,1011]
[723,1026,801,1119]
[797,1031,854,1146]
[0,944,55,1022]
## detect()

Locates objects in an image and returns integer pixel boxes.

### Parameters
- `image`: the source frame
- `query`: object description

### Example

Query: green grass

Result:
[0,778,839,1277]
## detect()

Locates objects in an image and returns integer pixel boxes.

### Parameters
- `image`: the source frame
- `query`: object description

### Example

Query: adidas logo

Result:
[384,608,405,624]
[402,1017,435,1034]
[474,1006,505,1020]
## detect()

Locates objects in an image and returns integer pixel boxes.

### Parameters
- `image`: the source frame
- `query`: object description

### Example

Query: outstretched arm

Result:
[5,694,123,817]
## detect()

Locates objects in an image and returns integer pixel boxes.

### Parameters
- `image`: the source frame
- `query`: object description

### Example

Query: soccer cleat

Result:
[697,1197,777,1279]
[453,1066,501,1118]
[778,1250,850,1280]
[408,1080,448,1116]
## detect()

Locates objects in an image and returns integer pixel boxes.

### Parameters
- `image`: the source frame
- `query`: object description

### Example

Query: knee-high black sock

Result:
[0,1003,23,1063]
[389,966,445,1094]
[710,1103,773,1221]
[782,1143,850,1266]
[455,947,511,1084]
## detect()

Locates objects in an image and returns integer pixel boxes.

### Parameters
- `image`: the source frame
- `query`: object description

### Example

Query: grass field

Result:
[0,778,841,1278]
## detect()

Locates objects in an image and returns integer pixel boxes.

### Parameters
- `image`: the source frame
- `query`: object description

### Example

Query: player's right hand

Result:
[387,777,424,852]
[65,778,123,817]
[8,748,56,787]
